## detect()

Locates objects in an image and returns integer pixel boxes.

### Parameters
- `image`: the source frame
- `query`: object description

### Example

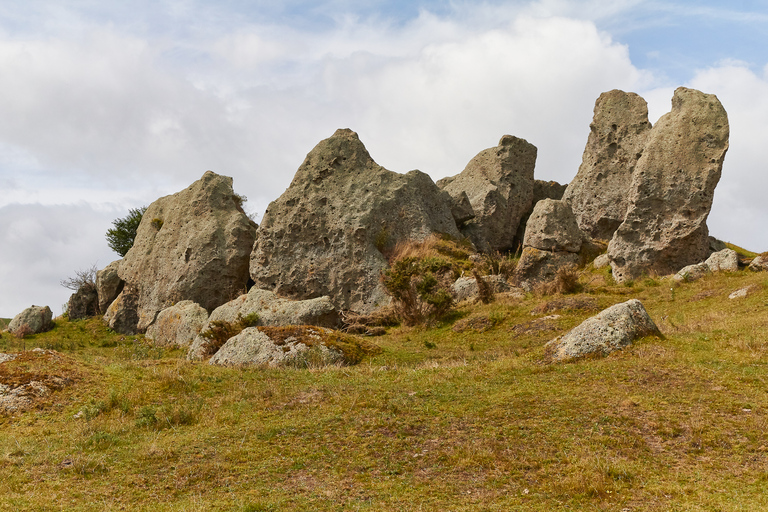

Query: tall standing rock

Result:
[117,171,258,332]
[608,87,729,282]
[562,90,651,241]
[437,135,536,253]
[249,129,461,314]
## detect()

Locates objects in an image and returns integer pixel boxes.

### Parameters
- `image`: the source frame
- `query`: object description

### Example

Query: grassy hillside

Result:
[1,267,768,511]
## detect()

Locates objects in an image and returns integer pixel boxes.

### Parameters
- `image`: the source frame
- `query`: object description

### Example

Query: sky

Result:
[1,0,768,318]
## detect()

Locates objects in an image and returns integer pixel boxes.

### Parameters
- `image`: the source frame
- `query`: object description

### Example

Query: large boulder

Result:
[514,180,569,249]
[563,90,651,240]
[96,260,123,314]
[117,171,258,332]
[608,88,729,283]
[705,248,739,273]
[748,253,768,272]
[66,284,100,320]
[7,306,53,335]
[249,129,461,314]
[437,135,536,252]
[513,247,580,292]
[523,199,583,253]
[546,299,660,362]
[103,286,140,335]
[208,326,376,368]
[144,301,209,348]
[187,288,340,360]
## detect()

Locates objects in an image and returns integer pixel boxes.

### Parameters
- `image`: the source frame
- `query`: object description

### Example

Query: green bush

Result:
[381,254,455,326]
[106,206,147,257]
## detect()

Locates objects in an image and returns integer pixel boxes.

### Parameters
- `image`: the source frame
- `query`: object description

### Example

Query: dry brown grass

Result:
[535,264,582,295]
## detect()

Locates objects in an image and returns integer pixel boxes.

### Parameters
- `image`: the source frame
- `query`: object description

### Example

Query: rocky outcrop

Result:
[117,171,258,332]
[563,90,651,241]
[187,288,340,360]
[103,286,140,335]
[546,299,660,362]
[513,199,584,291]
[438,135,536,252]
[67,285,100,320]
[145,301,209,348]
[608,88,729,283]
[514,180,569,249]
[209,326,357,368]
[7,306,53,335]
[748,254,768,272]
[250,129,461,314]
[96,260,123,314]
[452,275,512,303]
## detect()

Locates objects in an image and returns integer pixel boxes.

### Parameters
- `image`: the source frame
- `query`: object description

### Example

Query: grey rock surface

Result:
[96,260,123,314]
[250,129,461,314]
[563,90,651,240]
[514,179,569,249]
[705,248,739,273]
[103,287,140,335]
[67,285,100,320]
[118,171,258,332]
[748,254,768,272]
[593,253,611,269]
[187,288,340,360]
[438,135,536,252]
[452,275,512,303]
[546,299,660,362]
[672,262,710,283]
[513,247,580,292]
[523,199,583,253]
[208,327,344,368]
[145,301,209,348]
[8,306,53,335]
[608,87,729,283]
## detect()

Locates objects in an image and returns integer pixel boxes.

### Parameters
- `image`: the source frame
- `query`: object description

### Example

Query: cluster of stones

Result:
[11,85,765,366]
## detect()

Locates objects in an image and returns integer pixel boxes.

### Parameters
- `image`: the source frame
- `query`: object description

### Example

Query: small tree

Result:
[106,206,147,257]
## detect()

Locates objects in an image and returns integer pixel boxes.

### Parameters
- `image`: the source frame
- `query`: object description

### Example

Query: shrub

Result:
[106,206,147,257]
[60,264,98,292]
[536,265,581,296]
[474,251,518,278]
[381,238,464,326]
[198,313,260,357]
[472,269,495,304]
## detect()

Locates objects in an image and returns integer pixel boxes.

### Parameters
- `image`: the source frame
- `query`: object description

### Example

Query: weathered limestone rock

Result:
[145,301,209,348]
[748,254,768,272]
[8,306,53,335]
[729,285,758,300]
[593,253,610,269]
[608,87,729,283]
[452,275,512,303]
[187,288,340,360]
[103,287,140,335]
[208,327,347,368]
[523,199,583,253]
[514,179,569,248]
[705,248,739,273]
[442,190,475,227]
[546,299,660,362]
[513,247,580,292]
[672,262,710,283]
[250,129,461,313]
[438,135,536,252]
[67,285,99,320]
[96,260,123,314]
[563,90,651,240]
[118,171,258,332]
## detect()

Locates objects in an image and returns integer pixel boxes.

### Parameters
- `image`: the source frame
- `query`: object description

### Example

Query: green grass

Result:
[1,269,768,510]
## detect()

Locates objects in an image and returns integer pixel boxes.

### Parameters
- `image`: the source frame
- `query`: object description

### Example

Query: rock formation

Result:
[608,87,729,282]
[7,306,53,335]
[250,129,461,313]
[115,171,258,332]
[145,301,209,348]
[546,299,660,362]
[187,288,340,360]
[673,248,740,282]
[66,285,99,320]
[514,180,569,249]
[96,260,123,314]
[563,90,651,240]
[513,199,584,291]
[748,254,768,272]
[103,286,140,335]
[437,135,536,252]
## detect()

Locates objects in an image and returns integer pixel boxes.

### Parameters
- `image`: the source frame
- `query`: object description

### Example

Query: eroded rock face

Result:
[513,247,580,292]
[523,199,583,253]
[67,285,100,320]
[96,260,123,314]
[438,135,536,252]
[563,90,651,241]
[145,301,209,348]
[8,306,53,335]
[608,88,729,283]
[250,129,461,313]
[187,288,340,360]
[118,171,258,331]
[514,179,568,249]
[103,286,140,335]
[546,299,660,362]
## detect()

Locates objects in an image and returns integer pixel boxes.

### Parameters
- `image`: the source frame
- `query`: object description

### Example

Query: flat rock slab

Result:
[545,299,660,363]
